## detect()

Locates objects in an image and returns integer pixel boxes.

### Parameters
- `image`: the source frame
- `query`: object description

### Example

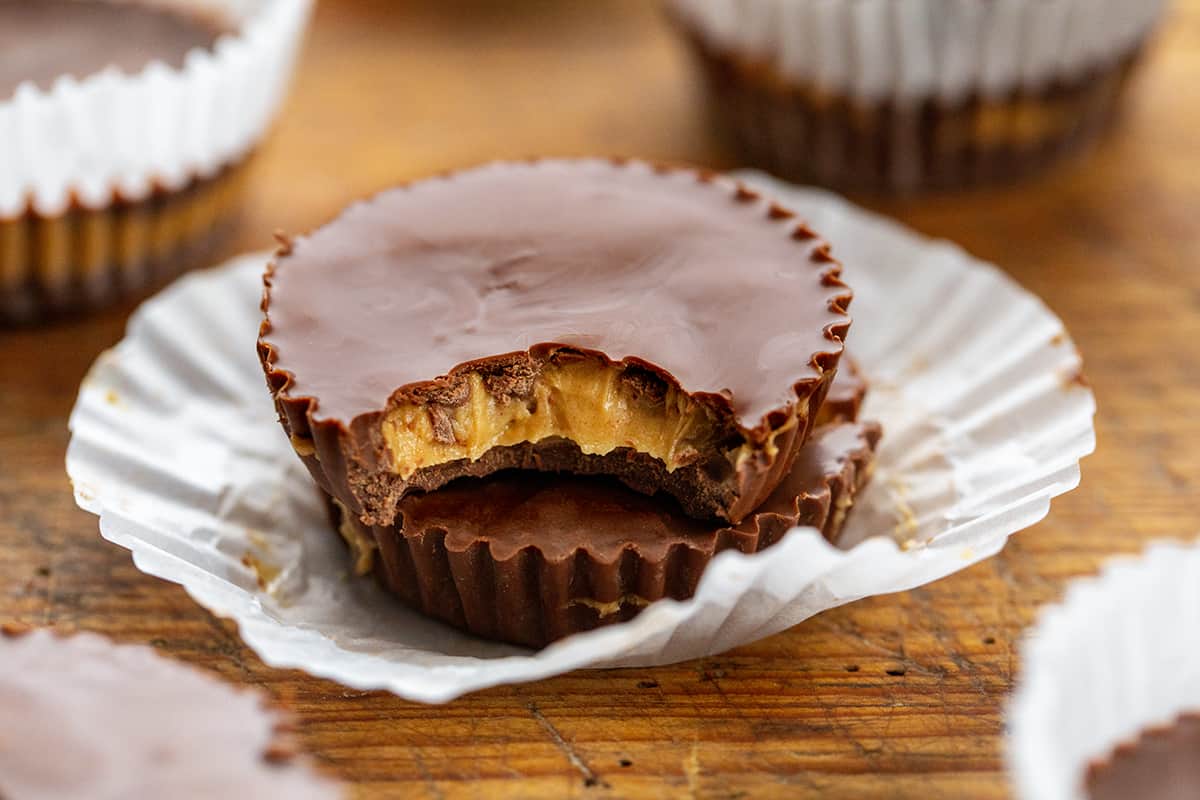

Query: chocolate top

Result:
[264,160,849,429]
[0,629,341,800]
[0,0,227,100]
[1086,715,1200,800]
[398,422,879,562]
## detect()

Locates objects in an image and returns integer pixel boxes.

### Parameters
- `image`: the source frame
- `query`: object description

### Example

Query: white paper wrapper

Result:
[66,175,1096,703]
[0,0,312,218]
[1007,540,1200,800]
[667,0,1166,104]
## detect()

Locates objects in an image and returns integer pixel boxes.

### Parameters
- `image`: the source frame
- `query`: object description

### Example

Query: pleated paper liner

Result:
[0,158,250,324]
[66,178,1095,702]
[331,423,881,650]
[1007,540,1200,800]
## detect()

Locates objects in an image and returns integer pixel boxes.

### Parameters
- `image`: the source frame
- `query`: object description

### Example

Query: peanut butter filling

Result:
[379,359,771,480]
[333,499,377,576]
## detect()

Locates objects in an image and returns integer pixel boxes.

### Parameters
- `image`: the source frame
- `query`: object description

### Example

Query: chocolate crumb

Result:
[427,406,457,445]
[262,740,298,765]
[272,230,294,256]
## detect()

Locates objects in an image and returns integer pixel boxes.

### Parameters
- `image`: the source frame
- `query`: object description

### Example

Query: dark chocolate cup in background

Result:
[667,0,1165,193]
[330,422,881,650]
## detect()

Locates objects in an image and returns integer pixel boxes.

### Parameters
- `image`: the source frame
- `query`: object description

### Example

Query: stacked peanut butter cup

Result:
[258,159,883,648]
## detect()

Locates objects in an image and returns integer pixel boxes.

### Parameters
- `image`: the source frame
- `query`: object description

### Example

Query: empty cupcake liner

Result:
[1007,539,1200,800]
[0,0,311,320]
[66,175,1096,702]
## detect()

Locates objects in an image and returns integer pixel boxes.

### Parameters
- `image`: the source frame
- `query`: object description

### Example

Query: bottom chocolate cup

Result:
[329,421,881,649]
[681,30,1146,193]
[0,157,251,324]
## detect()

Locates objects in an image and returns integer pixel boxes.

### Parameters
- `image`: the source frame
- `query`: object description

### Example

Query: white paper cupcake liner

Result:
[1007,540,1200,800]
[667,0,1166,105]
[66,174,1096,703]
[0,0,312,219]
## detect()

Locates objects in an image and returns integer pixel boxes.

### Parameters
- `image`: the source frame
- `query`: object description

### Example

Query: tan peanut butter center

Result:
[379,360,772,479]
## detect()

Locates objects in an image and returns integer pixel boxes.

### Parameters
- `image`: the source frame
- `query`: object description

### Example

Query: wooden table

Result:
[3,1,1198,797]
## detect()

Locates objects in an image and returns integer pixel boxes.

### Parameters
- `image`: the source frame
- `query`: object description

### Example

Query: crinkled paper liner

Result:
[668,0,1165,191]
[66,175,1096,703]
[1007,540,1200,800]
[0,0,311,320]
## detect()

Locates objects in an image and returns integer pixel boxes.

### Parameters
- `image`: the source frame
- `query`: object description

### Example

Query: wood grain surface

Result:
[3,1,1199,798]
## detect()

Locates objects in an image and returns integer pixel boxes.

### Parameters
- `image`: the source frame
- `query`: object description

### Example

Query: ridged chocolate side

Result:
[259,159,853,524]
[0,159,249,325]
[677,27,1146,193]
[330,421,882,649]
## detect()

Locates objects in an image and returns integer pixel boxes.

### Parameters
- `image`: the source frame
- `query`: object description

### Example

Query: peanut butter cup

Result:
[0,0,309,322]
[1086,715,1200,800]
[259,159,851,526]
[330,421,880,649]
[667,0,1164,192]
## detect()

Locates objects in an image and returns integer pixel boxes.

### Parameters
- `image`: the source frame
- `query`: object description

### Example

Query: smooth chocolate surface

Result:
[0,0,227,100]
[1086,715,1200,800]
[0,628,341,799]
[263,159,848,427]
[337,421,880,648]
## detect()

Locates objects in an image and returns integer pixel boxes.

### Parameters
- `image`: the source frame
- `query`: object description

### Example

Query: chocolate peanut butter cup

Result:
[259,159,851,525]
[330,421,881,649]
[0,0,310,322]
[1086,715,1200,800]
[667,0,1164,192]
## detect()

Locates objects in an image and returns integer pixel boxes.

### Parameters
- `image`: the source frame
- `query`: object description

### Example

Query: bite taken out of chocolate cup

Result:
[258,159,852,526]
